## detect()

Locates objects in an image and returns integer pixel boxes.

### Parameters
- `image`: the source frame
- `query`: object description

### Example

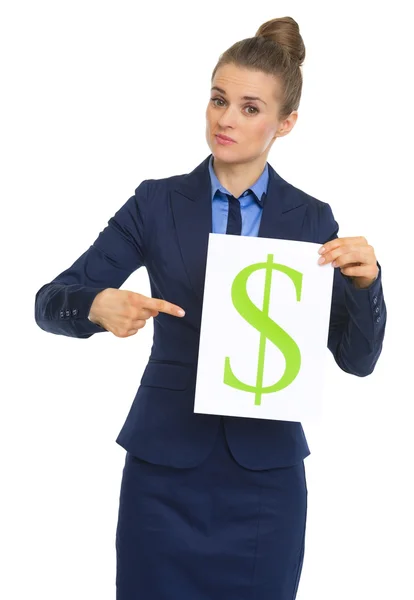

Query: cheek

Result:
[242,116,266,133]
[256,122,275,138]
[248,122,277,147]
[205,110,214,138]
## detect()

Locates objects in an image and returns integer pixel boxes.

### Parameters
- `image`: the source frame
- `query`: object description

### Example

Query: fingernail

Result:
[318,257,325,264]
[177,309,185,317]
[319,247,326,254]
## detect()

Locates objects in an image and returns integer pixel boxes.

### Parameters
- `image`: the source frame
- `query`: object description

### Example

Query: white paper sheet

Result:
[193,233,335,422]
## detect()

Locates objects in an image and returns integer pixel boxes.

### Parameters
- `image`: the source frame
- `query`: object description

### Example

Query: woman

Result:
[35,16,386,599]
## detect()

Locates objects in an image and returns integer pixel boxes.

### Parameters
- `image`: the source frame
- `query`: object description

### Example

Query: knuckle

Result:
[126,290,137,305]
[115,330,128,338]
[155,299,166,313]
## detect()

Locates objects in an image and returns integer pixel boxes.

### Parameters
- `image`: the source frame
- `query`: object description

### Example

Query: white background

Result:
[1,1,413,598]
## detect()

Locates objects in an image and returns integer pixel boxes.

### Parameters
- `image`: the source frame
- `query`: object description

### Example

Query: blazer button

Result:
[376,316,381,323]
[375,307,380,314]
[373,296,378,305]
[65,310,71,317]
[72,309,78,316]
[59,310,64,318]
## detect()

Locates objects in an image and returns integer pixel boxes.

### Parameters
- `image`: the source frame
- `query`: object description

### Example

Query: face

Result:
[206,63,298,164]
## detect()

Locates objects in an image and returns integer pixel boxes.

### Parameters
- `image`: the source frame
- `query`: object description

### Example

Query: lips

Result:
[216,134,236,142]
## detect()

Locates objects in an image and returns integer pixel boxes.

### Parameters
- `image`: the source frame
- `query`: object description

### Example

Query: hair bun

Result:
[255,16,305,67]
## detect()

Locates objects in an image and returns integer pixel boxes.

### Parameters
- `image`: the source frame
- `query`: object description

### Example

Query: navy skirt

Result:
[115,419,308,600]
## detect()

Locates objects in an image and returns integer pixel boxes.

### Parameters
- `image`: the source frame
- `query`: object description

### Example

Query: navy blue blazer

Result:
[35,154,386,469]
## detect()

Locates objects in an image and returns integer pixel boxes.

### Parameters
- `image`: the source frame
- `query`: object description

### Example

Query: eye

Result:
[211,97,225,107]
[210,97,259,115]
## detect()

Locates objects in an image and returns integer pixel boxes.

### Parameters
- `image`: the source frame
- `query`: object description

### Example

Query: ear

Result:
[277,111,299,137]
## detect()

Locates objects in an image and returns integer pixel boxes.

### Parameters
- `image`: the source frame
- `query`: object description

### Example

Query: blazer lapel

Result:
[170,156,213,302]
[257,164,307,241]
[170,154,307,302]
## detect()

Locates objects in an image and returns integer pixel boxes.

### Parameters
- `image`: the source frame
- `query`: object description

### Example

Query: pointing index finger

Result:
[146,296,185,317]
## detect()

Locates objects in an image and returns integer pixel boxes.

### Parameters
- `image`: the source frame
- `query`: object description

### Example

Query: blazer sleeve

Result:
[321,203,386,376]
[34,180,149,339]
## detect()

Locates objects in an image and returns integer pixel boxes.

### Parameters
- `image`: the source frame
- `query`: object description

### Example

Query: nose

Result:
[217,104,238,129]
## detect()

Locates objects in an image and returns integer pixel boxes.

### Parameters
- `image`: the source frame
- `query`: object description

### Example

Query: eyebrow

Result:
[211,86,267,106]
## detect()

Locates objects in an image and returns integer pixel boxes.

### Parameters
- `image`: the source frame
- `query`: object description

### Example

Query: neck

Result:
[212,154,267,198]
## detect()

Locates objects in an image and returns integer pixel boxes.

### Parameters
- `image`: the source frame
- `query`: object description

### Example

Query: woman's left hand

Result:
[318,236,379,289]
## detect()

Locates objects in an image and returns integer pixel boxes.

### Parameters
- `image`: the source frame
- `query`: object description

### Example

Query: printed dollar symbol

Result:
[223,254,303,406]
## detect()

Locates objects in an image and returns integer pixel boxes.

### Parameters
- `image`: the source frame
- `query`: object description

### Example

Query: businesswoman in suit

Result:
[35,16,386,600]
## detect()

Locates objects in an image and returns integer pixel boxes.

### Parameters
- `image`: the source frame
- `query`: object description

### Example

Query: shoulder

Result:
[295,183,336,223]
[274,169,331,212]
[273,170,339,241]
[134,171,186,198]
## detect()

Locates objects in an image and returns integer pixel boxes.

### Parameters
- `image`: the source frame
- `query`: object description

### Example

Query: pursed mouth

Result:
[216,134,236,142]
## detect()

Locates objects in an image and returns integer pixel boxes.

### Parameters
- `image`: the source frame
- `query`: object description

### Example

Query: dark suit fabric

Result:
[35,155,386,599]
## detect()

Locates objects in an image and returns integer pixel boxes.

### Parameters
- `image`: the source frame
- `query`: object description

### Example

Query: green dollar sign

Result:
[223,253,303,406]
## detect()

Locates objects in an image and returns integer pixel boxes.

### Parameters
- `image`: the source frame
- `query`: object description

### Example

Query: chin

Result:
[213,148,248,164]
[212,140,238,154]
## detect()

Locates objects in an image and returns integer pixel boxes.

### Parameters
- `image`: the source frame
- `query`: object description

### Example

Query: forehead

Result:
[212,63,279,100]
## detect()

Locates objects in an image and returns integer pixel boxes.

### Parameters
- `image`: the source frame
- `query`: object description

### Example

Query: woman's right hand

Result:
[88,288,185,338]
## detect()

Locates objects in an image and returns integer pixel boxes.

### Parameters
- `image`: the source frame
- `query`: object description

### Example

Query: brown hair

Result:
[211,17,306,121]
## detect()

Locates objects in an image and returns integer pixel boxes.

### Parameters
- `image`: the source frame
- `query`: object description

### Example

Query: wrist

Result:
[351,274,378,289]
[88,289,108,324]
